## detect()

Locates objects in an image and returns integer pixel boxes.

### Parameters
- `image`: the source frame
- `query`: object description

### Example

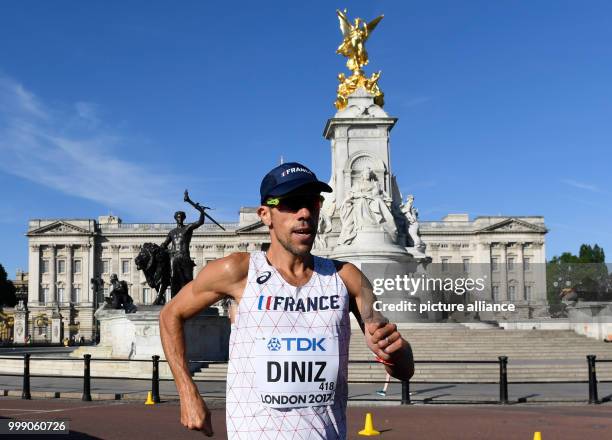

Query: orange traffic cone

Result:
[533,433,542,440]
[144,391,155,405]
[358,412,380,436]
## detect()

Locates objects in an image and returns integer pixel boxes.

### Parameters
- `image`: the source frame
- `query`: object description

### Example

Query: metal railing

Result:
[2,353,609,405]
[587,355,612,404]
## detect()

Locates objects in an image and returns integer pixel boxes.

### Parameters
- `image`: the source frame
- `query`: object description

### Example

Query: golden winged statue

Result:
[334,9,385,110]
[336,9,383,73]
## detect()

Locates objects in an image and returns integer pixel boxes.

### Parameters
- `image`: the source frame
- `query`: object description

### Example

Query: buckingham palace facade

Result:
[25,209,547,342]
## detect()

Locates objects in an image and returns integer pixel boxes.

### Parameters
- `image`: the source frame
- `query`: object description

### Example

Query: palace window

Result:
[74,259,82,273]
[508,285,516,301]
[72,287,80,303]
[441,258,450,272]
[491,257,499,271]
[58,287,65,303]
[525,285,532,300]
[57,259,66,274]
[462,258,470,273]
[492,286,499,302]
[42,259,50,273]
[121,260,130,274]
[523,257,531,271]
[102,260,110,274]
[143,288,150,304]
[507,257,515,271]
[40,287,48,303]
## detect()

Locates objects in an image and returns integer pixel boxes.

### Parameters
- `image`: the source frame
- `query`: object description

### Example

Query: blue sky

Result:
[1,0,611,276]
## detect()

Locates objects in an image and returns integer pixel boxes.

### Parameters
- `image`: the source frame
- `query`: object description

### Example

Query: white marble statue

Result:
[401,194,424,250]
[314,209,333,249]
[338,167,397,245]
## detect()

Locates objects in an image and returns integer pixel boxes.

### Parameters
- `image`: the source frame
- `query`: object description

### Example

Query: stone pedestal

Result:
[51,310,63,344]
[322,88,433,323]
[323,87,399,208]
[332,226,408,261]
[13,309,28,344]
[72,306,230,363]
[567,302,612,341]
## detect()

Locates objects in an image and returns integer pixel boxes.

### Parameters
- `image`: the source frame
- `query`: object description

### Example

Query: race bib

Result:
[254,333,339,409]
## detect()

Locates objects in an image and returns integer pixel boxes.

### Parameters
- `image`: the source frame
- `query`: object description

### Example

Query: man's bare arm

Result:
[159,252,248,433]
[337,261,414,381]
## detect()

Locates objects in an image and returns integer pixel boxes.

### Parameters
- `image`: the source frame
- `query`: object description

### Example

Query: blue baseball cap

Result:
[260,162,332,204]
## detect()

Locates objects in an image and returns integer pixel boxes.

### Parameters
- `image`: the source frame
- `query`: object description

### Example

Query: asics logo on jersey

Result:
[256,271,272,284]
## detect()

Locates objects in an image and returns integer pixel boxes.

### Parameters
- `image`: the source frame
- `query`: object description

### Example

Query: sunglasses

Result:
[265,194,325,212]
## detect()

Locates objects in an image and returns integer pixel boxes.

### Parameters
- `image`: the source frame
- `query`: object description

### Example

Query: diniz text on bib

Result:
[254,333,339,409]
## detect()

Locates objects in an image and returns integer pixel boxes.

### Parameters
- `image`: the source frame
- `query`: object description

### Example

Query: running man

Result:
[160,162,414,439]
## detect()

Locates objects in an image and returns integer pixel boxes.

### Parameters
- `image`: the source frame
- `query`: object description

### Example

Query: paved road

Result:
[0,398,611,439]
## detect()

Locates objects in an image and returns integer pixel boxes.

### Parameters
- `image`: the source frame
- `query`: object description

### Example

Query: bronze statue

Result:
[107,274,136,313]
[135,242,171,305]
[161,190,225,298]
[136,191,225,304]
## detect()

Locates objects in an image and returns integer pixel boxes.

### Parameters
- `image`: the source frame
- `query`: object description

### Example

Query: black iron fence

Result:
[0,354,609,404]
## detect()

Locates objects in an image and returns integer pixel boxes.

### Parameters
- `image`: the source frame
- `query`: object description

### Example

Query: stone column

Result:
[517,242,525,302]
[532,240,547,304]
[131,245,141,303]
[66,245,73,304]
[49,246,57,305]
[196,244,205,276]
[82,244,89,303]
[500,243,508,302]
[479,242,493,300]
[28,244,41,305]
[112,244,120,275]
[88,242,95,302]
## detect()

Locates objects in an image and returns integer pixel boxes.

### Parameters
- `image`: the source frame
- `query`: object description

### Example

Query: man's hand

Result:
[365,321,414,381]
[365,320,402,362]
[180,389,213,436]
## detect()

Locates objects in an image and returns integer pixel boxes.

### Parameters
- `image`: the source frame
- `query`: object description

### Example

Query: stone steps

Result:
[192,328,612,383]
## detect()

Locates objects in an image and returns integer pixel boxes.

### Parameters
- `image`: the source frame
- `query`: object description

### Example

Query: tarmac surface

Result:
[1,397,612,439]
[2,348,612,438]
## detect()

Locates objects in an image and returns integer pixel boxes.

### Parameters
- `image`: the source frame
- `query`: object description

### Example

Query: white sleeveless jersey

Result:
[226,251,351,440]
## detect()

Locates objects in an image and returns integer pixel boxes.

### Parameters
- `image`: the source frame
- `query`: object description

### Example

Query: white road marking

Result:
[0,402,127,417]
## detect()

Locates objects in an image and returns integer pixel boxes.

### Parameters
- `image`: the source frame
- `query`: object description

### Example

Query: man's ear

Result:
[257,206,272,227]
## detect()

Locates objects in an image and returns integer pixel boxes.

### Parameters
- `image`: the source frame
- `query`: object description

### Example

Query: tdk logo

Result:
[267,337,282,351]
[267,337,326,352]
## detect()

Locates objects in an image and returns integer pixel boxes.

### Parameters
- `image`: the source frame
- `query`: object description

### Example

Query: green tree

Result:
[547,244,609,305]
[579,244,605,263]
[0,264,17,307]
